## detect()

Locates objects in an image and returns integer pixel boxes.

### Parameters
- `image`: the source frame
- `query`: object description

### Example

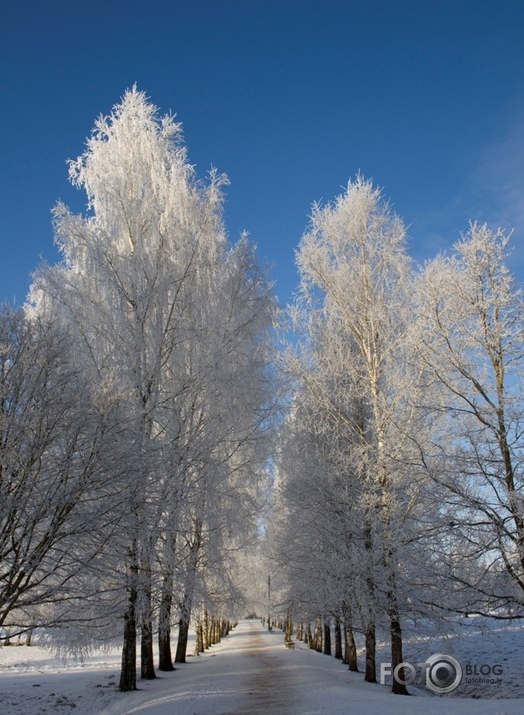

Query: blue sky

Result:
[1,0,523,306]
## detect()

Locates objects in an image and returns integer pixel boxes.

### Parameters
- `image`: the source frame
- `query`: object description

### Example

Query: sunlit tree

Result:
[412,223,524,617]
[28,88,274,690]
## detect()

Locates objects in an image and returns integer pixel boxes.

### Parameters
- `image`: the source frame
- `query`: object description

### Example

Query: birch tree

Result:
[28,87,274,689]
[281,176,420,692]
[413,223,524,616]
[171,236,275,662]
[272,386,370,664]
[0,306,132,635]
[28,87,231,689]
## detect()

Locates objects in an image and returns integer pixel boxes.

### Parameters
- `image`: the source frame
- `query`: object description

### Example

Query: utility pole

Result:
[267,574,272,631]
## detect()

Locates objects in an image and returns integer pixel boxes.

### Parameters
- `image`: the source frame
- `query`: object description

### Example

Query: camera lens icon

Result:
[425,653,463,694]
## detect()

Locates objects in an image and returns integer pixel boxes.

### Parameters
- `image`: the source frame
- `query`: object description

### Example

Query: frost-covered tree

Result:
[29,87,223,689]
[272,392,373,669]
[28,87,274,690]
[0,306,133,635]
[412,223,524,617]
[277,177,423,693]
[171,236,275,663]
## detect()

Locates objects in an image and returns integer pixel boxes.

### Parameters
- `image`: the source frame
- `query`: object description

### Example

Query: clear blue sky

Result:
[1,0,523,306]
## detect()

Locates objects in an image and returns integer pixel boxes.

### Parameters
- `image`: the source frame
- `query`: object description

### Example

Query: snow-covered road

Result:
[98,620,524,715]
[217,622,302,714]
[101,620,305,715]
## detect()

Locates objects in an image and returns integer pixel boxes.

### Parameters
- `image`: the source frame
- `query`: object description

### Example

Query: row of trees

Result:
[1,88,274,690]
[270,177,523,694]
[1,90,522,698]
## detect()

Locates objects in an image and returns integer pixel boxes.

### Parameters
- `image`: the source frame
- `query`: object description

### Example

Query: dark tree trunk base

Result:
[141,617,157,680]
[158,591,175,671]
[364,623,376,683]
[158,627,175,671]
[175,617,190,663]
[334,617,343,660]
[390,616,409,695]
[119,589,138,692]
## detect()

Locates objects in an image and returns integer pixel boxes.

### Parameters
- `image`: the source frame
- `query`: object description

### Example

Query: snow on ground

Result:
[1,618,523,714]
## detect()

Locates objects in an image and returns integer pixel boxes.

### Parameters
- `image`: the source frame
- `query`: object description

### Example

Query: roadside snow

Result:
[1,618,523,714]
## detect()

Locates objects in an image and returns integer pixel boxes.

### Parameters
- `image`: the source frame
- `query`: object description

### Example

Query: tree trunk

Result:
[141,614,156,679]
[204,610,211,649]
[119,585,137,691]
[390,612,409,695]
[158,530,177,671]
[363,522,376,681]
[140,563,156,680]
[334,616,343,660]
[346,626,359,671]
[194,615,204,654]
[296,622,303,641]
[323,619,331,655]
[175,517,202,663]
[175,611,191,663]
[342,603,359,671]
[312,617,322,652]
[305,621,312,645]
[211,617,218,645]
[158,590,175,671]
[364,622,376,683]
[285,607,293,642]
[382,489,408,693]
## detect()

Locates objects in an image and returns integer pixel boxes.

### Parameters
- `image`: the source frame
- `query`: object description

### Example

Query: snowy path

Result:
[101,620,304,715]
[98,620,524,715]
[2,619,524,714]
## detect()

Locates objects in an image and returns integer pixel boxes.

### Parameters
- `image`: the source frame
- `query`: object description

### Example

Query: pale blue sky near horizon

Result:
[1,0,523,307]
